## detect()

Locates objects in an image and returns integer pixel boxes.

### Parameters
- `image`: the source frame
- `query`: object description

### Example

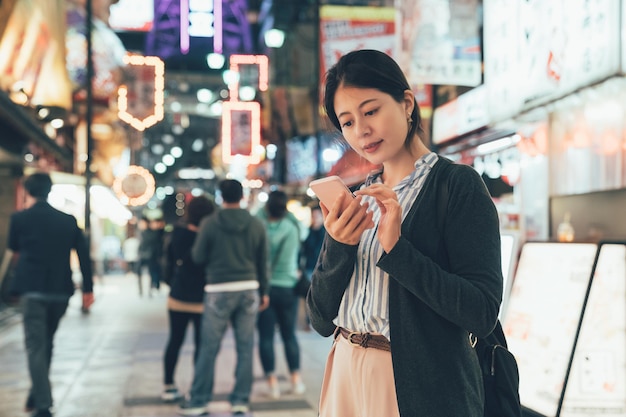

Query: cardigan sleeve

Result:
[306,235,358,337]
[377,163,503,337]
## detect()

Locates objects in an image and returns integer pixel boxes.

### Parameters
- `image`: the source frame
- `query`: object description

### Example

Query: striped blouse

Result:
[334,152,439,340]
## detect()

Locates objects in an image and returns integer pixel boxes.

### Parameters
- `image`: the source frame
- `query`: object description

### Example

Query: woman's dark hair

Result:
[186,196,215,226]
[266,190,288,219]
[219,179,243,203]
[323,49,423,145]
[24,172,53,199]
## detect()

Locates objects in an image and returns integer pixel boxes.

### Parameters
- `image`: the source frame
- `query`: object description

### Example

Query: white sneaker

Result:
[231,404,250,414]
[161,384,182,402]
[292,381,306,395]
[268,382,280,399]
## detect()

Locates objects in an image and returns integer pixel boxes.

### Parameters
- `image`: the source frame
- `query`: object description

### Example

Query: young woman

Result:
[256,190,306,399]
[306,49,503,417]
[161,196,215,402]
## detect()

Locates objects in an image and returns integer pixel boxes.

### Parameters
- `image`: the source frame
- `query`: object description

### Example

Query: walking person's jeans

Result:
[21,297,68,411]
[257,286,301,374]
[188,289,260,407]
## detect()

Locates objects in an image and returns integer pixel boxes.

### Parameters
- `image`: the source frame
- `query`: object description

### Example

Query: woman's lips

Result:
[363,140,382,153]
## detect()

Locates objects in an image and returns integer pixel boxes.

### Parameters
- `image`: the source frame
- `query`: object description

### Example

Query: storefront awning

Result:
[0,90,72,168]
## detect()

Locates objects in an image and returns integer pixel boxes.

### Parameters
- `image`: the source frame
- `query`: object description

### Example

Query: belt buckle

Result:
[347,331,361,347]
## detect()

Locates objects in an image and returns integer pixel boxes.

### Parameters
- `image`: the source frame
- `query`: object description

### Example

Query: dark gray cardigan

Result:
[306,156,503,417]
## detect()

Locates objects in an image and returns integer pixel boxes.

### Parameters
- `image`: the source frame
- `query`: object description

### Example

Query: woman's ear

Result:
[403,90,415,116]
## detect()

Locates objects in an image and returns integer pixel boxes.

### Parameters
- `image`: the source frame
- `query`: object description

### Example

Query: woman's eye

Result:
[364,108,377,116]
[341,120,353,128]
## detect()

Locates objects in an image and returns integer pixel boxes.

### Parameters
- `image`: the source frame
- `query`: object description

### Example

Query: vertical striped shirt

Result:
[334,152,439,340]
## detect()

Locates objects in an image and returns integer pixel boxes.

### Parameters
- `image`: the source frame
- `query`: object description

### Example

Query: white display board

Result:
[499,232,519,320]
[503,242,597,416]
[560,243,626,416]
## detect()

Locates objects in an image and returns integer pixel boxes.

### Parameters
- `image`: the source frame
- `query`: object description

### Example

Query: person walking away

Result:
[122,231,140,278]
[300,205,325,280]
[161,196,216,402]
[306,49,503,417]
[7,172,94,417]
[139,217,165,296]
[178,179,269,416]
[299,205,326,329]
[135,217,149,295]
[256,190,306,399]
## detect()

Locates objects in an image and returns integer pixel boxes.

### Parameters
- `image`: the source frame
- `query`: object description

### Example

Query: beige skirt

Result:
[318,332,400,417]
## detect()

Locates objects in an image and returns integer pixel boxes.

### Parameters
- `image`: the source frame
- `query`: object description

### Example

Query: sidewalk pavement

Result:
[0,274,333,417]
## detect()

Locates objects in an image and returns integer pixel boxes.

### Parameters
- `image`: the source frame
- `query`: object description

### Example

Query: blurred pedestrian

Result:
[122,230,140,278]
[298,205,325,330]
[7,172,94,417]
[300,205,325,284]
[178,179,269,416]
[139,216,165,296]
[256,190,305,399]
[161,196,215,402]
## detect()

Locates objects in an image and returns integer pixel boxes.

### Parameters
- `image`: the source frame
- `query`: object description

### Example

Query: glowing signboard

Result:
[221,101,261,165]
[180,0,222,54]
[113,165,156,206]
[228,54,269,100]
[117,55,164,131]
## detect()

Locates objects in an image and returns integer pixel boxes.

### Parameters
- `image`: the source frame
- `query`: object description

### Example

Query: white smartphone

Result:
[309,176,355,212]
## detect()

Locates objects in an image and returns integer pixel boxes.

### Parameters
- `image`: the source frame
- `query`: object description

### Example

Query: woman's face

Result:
[333,85,413,166]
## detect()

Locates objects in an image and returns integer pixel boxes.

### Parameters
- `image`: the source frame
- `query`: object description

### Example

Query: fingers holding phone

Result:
[309,176,373,245]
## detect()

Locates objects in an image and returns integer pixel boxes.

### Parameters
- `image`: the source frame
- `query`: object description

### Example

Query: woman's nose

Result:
[355,118,370,137]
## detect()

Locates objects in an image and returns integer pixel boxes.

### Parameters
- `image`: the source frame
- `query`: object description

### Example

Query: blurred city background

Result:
[1,1,626,416]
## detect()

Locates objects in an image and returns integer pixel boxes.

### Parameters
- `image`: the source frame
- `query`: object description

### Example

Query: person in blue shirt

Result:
[256,190,306,399]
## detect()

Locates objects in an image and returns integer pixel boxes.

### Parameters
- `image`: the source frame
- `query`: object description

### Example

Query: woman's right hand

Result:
[320,193,374,245]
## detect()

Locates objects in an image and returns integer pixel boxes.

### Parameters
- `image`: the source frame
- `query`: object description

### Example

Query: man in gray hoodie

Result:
[179,179,269,416]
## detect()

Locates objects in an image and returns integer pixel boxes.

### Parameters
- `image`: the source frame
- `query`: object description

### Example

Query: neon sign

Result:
[117,55,164,131]
[227,54,269,100]
[180,0,222,54]
[221,101,261,165]
[113,165,156,206]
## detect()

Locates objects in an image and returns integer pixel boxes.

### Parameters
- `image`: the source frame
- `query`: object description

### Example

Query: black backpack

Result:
[437,160,522,417]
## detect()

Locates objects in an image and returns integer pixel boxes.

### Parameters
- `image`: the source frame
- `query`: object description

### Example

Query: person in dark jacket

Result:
[138,216,165,296]
[161,195,215,402]
[300,205,325,281]
[7,172,94,417]
[306,50,503,417]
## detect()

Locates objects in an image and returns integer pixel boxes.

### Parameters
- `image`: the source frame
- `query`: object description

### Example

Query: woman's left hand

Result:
[355,184,402,253]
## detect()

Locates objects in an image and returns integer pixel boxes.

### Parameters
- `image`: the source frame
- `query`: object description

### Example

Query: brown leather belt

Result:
[337,327,391,352]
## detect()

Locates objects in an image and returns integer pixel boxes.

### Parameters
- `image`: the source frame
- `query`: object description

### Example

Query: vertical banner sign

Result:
[180,0,216,54]
[228,54,268,100]
[222,101,261,165]
[117,55,165,131]
[319,5,396,91]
